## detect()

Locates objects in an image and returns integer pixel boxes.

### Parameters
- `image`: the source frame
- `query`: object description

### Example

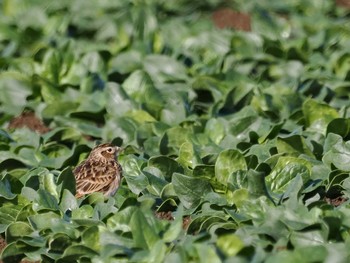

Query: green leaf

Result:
[59,189,78,212]
[290,230,326,247]
[205,118,226,144]
[105,82,135,117]
[130,208,159,249]
[148,156,184,181]
[177,142,202,169]
[230,188,249,207]
[193,165,215,178]
[122,70,164,117]
[109,50,142,75]
[172,173,212,209]
[141,240,167,263]
[216,234,244,257]
[36,189,60,211]
[276,135,314,157]
[302,99,339,133]
[161,126,192,154]
[6,222,33,243]
[215,149,247,184]
[59,244,99,261]
[323,133,350,171]
[0,72,31,115]
[0,241,29,260]
[107,206,137,232]
[326,118,350,138]
[194,243,222,263]
[162,206,183,242]
[143,55,188,83]
[0,179,16,199]
[266,157,311,195]
[0,204,23,225]
[82,226,100,252]
[28,212,61,230]
[57,167,76,198]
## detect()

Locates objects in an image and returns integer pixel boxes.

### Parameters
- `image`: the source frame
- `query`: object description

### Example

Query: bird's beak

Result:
[115,146,123,156]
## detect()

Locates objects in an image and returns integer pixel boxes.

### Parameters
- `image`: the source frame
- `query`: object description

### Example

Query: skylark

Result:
[73,143,123,198]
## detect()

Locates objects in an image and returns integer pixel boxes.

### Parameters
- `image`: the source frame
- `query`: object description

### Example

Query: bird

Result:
[73,143,123,198]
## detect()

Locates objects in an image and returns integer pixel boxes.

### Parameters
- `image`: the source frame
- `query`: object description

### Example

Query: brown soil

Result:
[325,196,348,207]
[336,0,350,8]
[8,111,50,134]
[155,211,191,230]
[155,211,174,221]
[212,8,251,31]
[182,216,191,230]
[0,236,6,263]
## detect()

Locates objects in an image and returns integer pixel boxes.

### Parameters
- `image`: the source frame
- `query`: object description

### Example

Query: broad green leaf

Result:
[205,118,225,144]
[326,118,350,138]
[194,243,222,263]
[40,171,59,199]
[107,206,137,232]
[162,206,184,242]
[130,208,159,249]
[302,99,339,133]
[0,204,25,225]
[143,54,188,83]
[160,86,188,125]
[193,165,215,178]
[81,51,105,73]
[148,156,184,181]
[215,149,247,184]
[147,240,167,263]
[122,155,148,195]
[82,226,100,252]
[36,189,60,211]
[0,72,31,115]
[6,222,33,243]
[109,50,142,75]
[230,188,249,207]
[60,244,99,260]
[72,205,94,219]
[28,212,61,230]
[122,70,164,117]
[142,169,168,196]
[59,189,78,212]
[105,82,135,117]
[266,157,311,195]
[48,233,73,254]
[323,133,350,171]
[216,234,244,257]
[0,241,31,261]
[57,167,76,198]
[160,126,192,154]
[177,142,202,169]
[172,173,212,209]
[0,179,16,199]
[290,230,326,247]
[276,135,314,157]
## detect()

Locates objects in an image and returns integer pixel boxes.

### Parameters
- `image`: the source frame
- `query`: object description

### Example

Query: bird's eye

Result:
[107,147,113,153]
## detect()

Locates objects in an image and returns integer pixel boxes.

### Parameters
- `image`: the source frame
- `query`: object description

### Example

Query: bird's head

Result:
[89,143,122,161]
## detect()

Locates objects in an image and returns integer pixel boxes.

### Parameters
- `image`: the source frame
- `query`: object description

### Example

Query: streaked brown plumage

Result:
[73,143,123,198]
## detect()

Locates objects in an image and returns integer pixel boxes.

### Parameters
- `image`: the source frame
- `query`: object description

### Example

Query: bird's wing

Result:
[74,161,119,196]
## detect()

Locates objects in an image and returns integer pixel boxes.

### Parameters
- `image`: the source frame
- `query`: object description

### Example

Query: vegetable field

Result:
[1,0,350,262]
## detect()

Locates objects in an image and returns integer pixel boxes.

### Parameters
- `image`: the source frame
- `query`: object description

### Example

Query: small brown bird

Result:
[73,143,123,198]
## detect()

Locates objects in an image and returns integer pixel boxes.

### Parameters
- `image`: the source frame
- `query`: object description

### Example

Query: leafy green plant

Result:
[1,0,350,262]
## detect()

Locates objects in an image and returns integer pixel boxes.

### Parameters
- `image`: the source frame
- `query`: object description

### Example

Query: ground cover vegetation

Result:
[1,0,350,262]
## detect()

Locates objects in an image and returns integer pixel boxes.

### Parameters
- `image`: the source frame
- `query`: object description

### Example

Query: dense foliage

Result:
[1,0,350,262]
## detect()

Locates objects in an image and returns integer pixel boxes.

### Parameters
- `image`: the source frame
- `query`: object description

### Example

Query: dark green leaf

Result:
[172,173,212,209]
